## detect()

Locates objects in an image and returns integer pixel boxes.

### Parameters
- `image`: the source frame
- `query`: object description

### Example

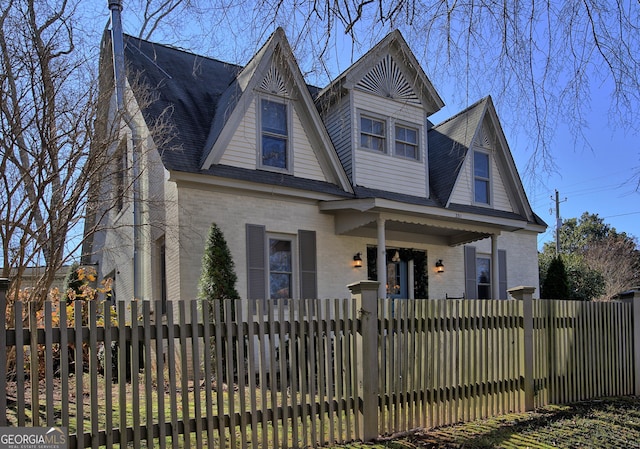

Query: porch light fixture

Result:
[353,252,363,268]
[435,259,444,273]
[391,250,400,263]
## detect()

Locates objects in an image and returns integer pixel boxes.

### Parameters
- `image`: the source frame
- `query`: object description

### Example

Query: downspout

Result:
[109,0,143,300]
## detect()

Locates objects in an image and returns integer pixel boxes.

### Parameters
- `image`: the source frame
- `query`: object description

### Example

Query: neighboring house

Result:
[84,24,546,310]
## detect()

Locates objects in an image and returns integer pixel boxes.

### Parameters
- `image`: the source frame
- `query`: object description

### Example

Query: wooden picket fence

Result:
[1,279,639,449]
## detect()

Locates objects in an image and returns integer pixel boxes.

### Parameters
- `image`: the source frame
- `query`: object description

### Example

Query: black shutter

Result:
[464,246,477,299]
[246,224,266,312]
[298,230,317,299]
[498,249,508,299]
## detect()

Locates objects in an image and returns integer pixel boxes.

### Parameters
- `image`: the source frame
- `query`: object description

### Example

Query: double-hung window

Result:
[360,116,386,152]
[261,98,288,170]
[476,257,491,299]
[395,125,419,160]
[474,150,490,204]
[115,138,127,212]
[268,238,292,302]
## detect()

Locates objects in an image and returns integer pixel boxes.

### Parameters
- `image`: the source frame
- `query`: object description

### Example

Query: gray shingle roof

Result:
[428,98,488,205]
[123,35,241,172]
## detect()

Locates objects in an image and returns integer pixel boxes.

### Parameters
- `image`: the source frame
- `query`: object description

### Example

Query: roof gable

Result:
[200,28,352,192]
[316,30,444,115]
[429,96,536,222]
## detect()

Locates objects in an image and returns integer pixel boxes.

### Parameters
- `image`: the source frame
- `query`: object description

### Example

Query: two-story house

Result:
[84,23,546,309]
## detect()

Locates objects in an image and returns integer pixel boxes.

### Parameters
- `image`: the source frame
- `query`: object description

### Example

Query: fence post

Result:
[348,280,380,442]
[0,278,9,426]
[622,291,640,396]
[507,286,535,412]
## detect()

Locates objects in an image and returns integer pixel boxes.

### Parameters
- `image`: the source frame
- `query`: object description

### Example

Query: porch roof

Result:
[319,196,544,246]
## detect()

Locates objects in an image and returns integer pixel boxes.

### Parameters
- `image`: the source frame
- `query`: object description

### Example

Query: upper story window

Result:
[474,150,490,204]
[260,98,288,170]
[115,138,127,212]
[395,125,419,160]
[359,111,421,161]
[360,116,386,152]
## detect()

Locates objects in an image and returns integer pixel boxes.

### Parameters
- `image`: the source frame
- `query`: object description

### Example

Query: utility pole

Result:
[554,190,567,257]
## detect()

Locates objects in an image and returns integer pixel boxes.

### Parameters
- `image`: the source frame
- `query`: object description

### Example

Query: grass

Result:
[333,396,640,448]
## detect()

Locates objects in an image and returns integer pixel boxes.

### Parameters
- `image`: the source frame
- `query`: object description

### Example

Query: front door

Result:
[387,257,408,299]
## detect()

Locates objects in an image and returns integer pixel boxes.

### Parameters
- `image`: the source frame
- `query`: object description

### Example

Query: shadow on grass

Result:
[404,397,640,449]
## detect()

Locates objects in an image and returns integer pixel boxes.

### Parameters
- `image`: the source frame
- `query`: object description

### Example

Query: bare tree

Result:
[0,0,172,303]
[583,234,640,301]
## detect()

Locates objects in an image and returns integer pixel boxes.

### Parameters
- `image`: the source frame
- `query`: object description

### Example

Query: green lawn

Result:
[334,396,640,448]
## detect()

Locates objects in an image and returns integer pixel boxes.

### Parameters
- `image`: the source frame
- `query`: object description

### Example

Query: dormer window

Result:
[360,116,386,152]
[474,150,491,204]
[260,98,288,170]
[395,125,418,160]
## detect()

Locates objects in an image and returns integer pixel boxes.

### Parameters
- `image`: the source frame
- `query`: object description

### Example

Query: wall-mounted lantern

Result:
[353,252,363,268]
[435,259,444,273]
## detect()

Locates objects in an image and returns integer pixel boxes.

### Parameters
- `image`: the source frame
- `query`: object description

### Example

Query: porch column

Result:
[491,234,499,299]
[377,217,386,299]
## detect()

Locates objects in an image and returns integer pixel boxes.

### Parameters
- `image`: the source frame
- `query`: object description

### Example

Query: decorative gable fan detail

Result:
[476,123,495,151]
[357,54,421,105]
[259,64,289,96]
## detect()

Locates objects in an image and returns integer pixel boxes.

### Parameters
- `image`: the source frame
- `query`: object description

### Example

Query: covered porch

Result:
[320,197,536,299]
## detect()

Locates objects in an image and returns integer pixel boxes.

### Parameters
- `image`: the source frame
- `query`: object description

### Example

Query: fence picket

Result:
[190,300,203,449]
[1,291,638,449]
